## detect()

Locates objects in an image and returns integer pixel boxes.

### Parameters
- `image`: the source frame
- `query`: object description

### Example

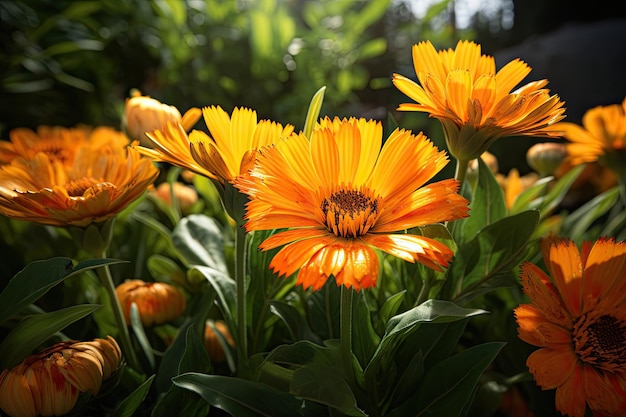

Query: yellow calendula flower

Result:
[392,40,566,162]
[496,168,539,210]
[0,125,129,165]
[0,337,122,417]
[135,105,294,184]
[124,90,201,146]
[115,279,187,326]
[236,117,469,291]
[555,97,626,180]
[515,236,626,417]
[0,143,158,228]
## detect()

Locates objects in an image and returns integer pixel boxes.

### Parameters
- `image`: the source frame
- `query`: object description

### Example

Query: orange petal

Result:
[333,243,379,290]
[514,304,571,347]
[554,364,587,417]
[527,346,577,389]
[519,261,572,328]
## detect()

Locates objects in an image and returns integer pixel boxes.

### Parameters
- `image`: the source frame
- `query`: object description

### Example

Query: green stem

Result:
[454,157,470,191]
[340,286,354,381]
[235,223,249,375]
[415,277,431,307]
[95,251,141,370]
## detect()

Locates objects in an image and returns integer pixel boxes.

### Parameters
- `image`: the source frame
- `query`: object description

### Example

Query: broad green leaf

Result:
[376,291,405,332]
[416,342,505,417]
[173,373,308,417]
[172,214,228,272]
[0,257,124,325]
[189,266,236,330]
[0,304,100,368]
[352,291,380,367]
[129,303,155,371]
[146,254,186,284]
[269,300,320,343]
[444,210,540,305]
[457,157,506,244]
[509,176,552,214]
[291,366,367,417]
[535,164,584,218]
[303,86,326,139]
[111,374,155,417]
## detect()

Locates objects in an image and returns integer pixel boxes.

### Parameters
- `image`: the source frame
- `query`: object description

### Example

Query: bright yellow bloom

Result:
[236,117,470,291]
[555,97,626,178]
[0,125,129,165]
[392,40,566,162]
[124,91,201,146]
[0,144,158,227]
[135,105,294,184]
[515,236,626,417]
[115,279,187,326]
[0,337,122,417]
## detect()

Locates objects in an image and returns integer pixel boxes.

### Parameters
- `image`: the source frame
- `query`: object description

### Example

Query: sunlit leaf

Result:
[172,214,228,272]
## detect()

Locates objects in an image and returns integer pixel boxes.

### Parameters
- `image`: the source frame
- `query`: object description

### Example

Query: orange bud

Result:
[151,181,198,213]
[203,320,235,363]
[526,142,567,177]
[115,279,186,326]
[124,92,183,145]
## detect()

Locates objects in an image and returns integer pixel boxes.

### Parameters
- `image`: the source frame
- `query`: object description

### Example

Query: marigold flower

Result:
[554,97,626,180]
[0,337,122,417]
[514,236,626,417]
[203,319,235,363]
[0,144,158,227]
[115,279,186,326]
[124,91,201,146]
[496,168,539,209]
[134,105,294,184]
[0,125,129,165]
[392,40,566,162]
[236,117,470,291]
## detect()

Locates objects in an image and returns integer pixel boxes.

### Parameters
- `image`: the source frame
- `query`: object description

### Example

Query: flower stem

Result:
[235,223,249,375]
[454,157,470,191]
[95,253,141,371]
[340,286,354,381]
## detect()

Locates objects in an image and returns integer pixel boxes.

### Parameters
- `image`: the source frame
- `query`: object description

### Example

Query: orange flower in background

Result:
[496,168,539,210]
[514,236,626,417]
[236,117,470,291]
[124,90,201,146]
[555,97,626,179]
[135,105,294,184]
[392,40,566,162]
[0,125,129,165]
[0,337,122,417]
[150,181,199,214]
[115,279,186,326]
[0,144,158,227]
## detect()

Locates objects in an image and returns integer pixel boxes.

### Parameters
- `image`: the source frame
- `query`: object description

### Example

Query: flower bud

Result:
[526,142,567,177]
[203,319,235,363]
[124,91,183,146]
[0,337,122,417]
[466,151,499,189]
[115,279,186,326]
[151,181,198,214]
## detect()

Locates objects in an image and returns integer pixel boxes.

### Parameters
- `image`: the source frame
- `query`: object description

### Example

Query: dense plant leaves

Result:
[415,342,505,417]
[0,257,123,325]
[189,265,236,328]
[561,186,621,242]
[111,374,155,417]
[443,210,540,305]
[0,304,100,368]
[269,300,320,343]
[351,290,381,367]
[173,373,310,417]
[172,214,228,271]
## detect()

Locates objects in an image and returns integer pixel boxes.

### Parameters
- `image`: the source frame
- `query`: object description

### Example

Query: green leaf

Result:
[269,300,320,343]
[111,374,155,417]
[352,291,380,367]
[0,257,124,325]
[172,214,228,272]
[358,38,387,59]
[173,373,308,417]
[444,210,540,304]
[561,186,621,242]
[416,342,505,417]
[129,303,155,371]
[534,164,584,218]
[509,176,552,214]
[189,266,236,329]
[303,86,326,139]
[0,304,101,368]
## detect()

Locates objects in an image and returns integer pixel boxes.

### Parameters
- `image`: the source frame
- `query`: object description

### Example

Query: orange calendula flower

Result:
[496,168,539,210]
[236,117,470,291]
[0,337,122,417]
[392,40,566,162]
[0,125,129,165]
[124,90,201,146]
[135,105,294,184]
[115,279,187,326]
[555,97,626,179]
[204,319,236,363]
[514,236,626,417]
[0,144,158,228]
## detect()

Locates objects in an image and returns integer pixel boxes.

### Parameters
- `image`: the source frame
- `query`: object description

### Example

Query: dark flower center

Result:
[321,188,379,238]
[573,313,626,371]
